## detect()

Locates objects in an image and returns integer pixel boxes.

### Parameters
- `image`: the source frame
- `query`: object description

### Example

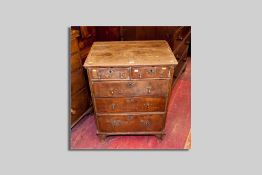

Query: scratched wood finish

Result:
[95,97,166,113]
[84,40,177,67]
[84,40,177,140]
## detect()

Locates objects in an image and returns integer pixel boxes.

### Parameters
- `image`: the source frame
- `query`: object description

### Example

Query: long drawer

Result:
[95,97,166,113]
[92,80,170,97]
[97,114,164,132]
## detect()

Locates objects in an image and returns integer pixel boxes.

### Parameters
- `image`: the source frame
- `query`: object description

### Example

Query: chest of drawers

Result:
[84,40,177,141]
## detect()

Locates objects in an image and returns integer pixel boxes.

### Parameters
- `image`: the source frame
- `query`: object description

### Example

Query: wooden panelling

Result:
[95,27,120,41]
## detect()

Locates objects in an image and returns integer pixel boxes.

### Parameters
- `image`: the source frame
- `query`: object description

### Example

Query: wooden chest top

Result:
[84,40,178,67]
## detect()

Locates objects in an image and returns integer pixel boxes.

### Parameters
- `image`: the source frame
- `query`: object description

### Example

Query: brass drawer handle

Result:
[146,87,151,94]
[111,120,122,128]
[144,103,150,109]
[127,82,135,87]
[97,73,102,79]
[120,72,125,79]
[160,71,164,78]
[106,73,112,78]
[128,115,134,120]
[141,120,151,127]
[126,98,135,103]
[110,89,122,95]
[112,103,116,110]
[139,73,142,78]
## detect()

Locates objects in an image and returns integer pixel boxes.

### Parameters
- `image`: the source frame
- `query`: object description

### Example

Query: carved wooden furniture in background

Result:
[84,40,177,141]
[172,26,191,85]
[120,26,180,51]
[95,26,121,41]
[70,30,92,127]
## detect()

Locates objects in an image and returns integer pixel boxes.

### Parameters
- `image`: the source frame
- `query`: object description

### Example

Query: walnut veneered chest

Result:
[84,40,178,141]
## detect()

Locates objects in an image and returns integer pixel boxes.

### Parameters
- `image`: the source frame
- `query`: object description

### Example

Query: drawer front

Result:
[95,97,166,113]
[71,88,89,125]
[92,80,169,97]
[97,114,164,132]
[89,67,129,80]
[131,66,172,79]
[71,69,86,95]
[71,53,82,72]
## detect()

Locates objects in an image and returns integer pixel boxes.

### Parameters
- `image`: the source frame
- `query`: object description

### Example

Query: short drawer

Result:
[89,67,129,80]
[92,80,170,97]
[97,114,164,132]
[131,66,172,79]
[95,97,166,113]
[71,69,86,95]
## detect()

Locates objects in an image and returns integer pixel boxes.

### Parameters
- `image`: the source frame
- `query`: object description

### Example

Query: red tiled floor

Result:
[71,58,191,149]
